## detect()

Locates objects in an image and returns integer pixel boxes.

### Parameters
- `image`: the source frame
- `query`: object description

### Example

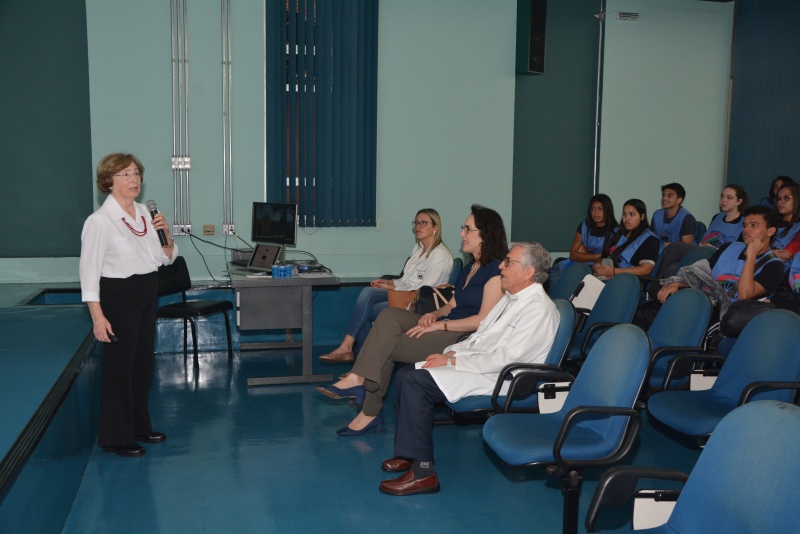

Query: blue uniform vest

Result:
[611,229,662,269]
[711,242,782,301]
[700,213,742,248]
[553,221,615,271]
[790,253,800,293]
[652,206,693,243]
[772,221,800,250]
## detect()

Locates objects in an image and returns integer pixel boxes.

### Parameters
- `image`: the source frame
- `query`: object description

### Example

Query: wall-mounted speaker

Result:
[516,0,547,75]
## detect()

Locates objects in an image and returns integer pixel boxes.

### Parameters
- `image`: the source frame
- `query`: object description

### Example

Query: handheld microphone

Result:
[146,199,169,247]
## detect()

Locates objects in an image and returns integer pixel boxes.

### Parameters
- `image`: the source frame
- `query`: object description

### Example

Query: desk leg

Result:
[247,285,333,387]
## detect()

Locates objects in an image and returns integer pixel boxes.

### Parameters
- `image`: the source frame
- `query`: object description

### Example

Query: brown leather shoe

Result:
[381,457,412,473]
[379,470,440,496]
[319,350,355,363]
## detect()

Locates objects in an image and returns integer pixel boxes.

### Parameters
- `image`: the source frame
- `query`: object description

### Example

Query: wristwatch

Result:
[443,319,449,331]
[446,355,453,367]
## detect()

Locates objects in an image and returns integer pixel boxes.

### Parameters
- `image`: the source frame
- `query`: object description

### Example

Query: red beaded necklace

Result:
[122,216,148,237]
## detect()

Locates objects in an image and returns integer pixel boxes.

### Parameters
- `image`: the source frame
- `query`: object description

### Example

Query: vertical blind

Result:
[266,0,378,228]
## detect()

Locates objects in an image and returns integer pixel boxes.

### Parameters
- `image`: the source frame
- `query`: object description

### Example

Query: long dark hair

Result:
[471,204,508,267]
[777,183,800,237]
[723,184,749,212]
[606,199,650,260]
[586,194,618,229]
[768,175,794,204]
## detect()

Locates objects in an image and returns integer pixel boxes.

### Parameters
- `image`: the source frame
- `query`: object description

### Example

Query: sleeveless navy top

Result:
[442,259,501,321]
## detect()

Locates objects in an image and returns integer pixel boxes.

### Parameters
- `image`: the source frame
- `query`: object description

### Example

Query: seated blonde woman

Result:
[319,208,453,363]
[316,205,508,436]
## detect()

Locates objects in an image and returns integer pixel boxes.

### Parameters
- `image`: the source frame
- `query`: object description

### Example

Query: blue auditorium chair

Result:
[565,273,641,366]
[641,288,712,399]
[483,324,651,534]
[444,298,578,420]
[647,309,800,443]
[585,400,800,533]
[548,262,592,301]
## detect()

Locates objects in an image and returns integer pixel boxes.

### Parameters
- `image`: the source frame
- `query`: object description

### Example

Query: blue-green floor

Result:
[61,349,702,534]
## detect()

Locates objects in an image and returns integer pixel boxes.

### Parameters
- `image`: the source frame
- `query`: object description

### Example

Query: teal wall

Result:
[511,0,600,251]
[598,0,734,229]
[0,0,736,282]
[0,0,517,283]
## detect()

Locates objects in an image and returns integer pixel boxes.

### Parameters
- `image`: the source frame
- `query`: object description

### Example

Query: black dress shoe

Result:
[102,443,146,457]
[134,431,167,444]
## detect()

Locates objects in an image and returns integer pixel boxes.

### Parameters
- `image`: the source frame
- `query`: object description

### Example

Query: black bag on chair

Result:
[719,300,775,338]
[414,284,455,314]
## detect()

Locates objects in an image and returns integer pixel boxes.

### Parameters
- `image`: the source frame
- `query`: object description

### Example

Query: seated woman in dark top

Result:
[316,205,508,436]
[592,198,663,279]
[551,194,618,272]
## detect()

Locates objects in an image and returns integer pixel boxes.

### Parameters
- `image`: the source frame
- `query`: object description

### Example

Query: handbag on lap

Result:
[414,284,455,314]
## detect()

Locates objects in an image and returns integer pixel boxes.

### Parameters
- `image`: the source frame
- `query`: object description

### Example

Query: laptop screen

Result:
[248,244,282,270]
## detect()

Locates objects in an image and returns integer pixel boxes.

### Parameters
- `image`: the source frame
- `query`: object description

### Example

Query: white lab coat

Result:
[419,282,559,403]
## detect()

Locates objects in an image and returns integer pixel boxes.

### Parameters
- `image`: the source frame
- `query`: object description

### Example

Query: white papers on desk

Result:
[296,272,332,278]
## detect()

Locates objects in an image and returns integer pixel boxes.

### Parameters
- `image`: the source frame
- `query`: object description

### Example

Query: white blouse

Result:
[393,242,454,291]
[80,195,178,302]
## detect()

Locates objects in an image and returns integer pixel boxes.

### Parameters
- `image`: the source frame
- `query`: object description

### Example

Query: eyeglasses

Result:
[114,171,142,179]
[460,225,477,233]
[411,220,431,228]
[502,256,522,267]
[776,195,793,203]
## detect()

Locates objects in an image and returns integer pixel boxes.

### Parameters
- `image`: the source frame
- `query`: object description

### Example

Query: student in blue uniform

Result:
[771,183,800,268]
[654,185,749,279]
[593,199,663,279]
[760,175,794,209]
[699,185,748,248]
[548,194,617,288]
[651,183,696,246]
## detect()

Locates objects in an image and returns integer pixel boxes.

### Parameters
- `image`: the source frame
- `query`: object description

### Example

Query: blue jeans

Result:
[347,286,388,351]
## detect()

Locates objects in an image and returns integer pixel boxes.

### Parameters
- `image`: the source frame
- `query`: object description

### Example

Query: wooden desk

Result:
[230,271,339,386]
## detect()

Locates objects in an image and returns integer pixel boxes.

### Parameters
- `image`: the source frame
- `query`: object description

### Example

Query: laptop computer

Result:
[228,244,282,274]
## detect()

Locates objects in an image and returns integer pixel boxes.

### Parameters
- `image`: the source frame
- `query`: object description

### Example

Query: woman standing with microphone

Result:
[80,153,177,457]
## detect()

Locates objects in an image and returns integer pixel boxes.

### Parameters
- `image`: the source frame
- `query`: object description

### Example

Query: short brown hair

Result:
[95,153,144,194]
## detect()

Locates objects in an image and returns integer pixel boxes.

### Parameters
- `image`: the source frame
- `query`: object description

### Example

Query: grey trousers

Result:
[351,307,464,416]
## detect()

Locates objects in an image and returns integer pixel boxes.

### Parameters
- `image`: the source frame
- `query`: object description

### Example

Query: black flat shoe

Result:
[102,443,146,457]
[134,431,167,444]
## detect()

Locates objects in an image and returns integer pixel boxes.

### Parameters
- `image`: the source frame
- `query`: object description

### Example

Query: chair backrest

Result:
[449,257,463,285]
[712,309,800,402]
[665,401,800,533]
[676,245,716,271]
[157,256,192,297]
[545,299,578,367]
[582,273,641,333]
[647,288,712,350]
[694,220,707,245]
[549,262,592,301]
[560,324,651,441]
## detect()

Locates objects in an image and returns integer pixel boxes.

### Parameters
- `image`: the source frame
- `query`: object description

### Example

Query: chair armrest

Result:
[550,406,641,476]
[579,322,620,361]
[662,354,726,390]
[490,365,572,413]
[738,381,800,406]
[585,466,688,532]
[379,274,400,280]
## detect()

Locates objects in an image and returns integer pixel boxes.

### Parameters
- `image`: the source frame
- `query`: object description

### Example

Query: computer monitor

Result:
[251,202,297,261]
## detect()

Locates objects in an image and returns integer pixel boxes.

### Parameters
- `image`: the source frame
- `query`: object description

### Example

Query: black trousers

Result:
[393,365,447,462]
[98,272,158,446]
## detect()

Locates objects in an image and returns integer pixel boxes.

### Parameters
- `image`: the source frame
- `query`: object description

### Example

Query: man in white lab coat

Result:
[379,241,560,496]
